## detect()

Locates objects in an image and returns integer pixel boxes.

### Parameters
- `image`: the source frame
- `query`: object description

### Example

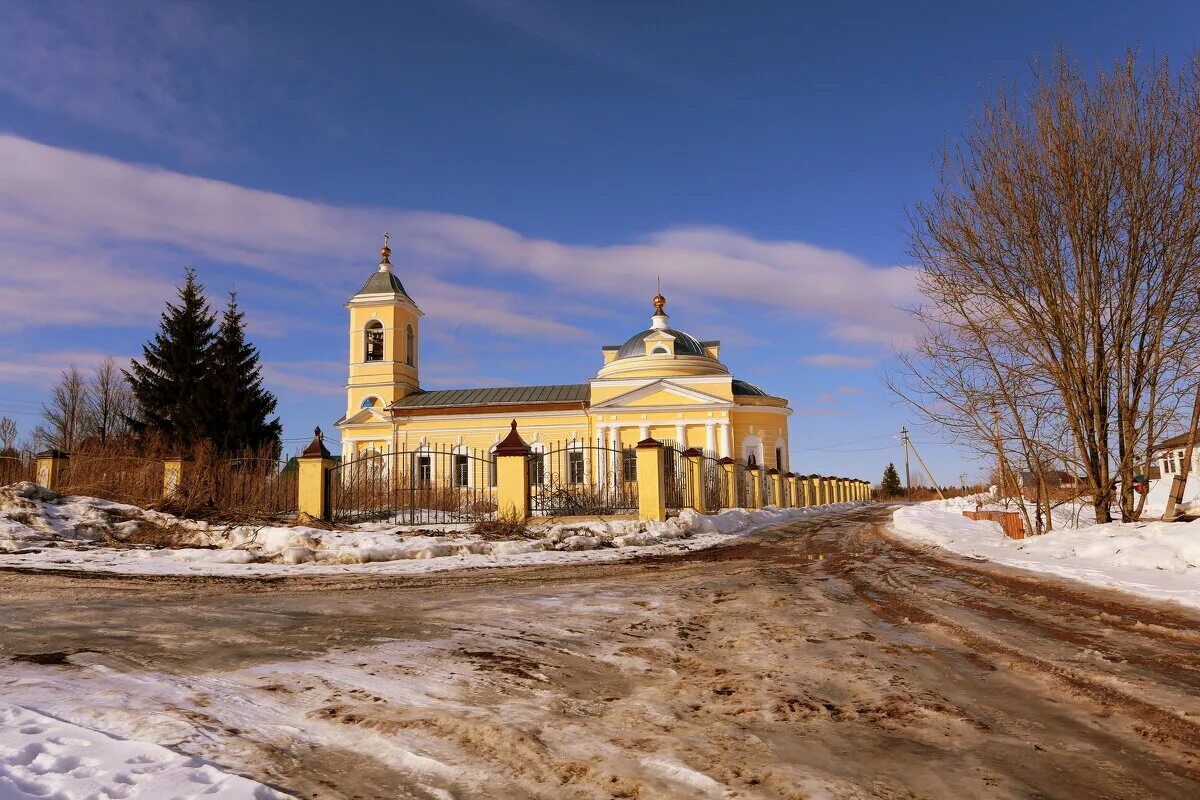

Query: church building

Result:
[335,238,793,471]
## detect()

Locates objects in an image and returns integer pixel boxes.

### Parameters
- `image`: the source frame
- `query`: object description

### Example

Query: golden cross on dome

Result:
[652,276,666,314]
[380,231,392,265]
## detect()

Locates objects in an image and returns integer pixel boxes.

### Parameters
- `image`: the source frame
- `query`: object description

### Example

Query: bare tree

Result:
[0,416,17,453]
[86,357,133,445]
[41,366,89,452]
[895,50,1200,524]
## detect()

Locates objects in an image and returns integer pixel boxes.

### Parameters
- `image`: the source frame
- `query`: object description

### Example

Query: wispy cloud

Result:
[0,1,246,155]
[0,134,917,348]
[449,0,683,89]
[801,354,879,369]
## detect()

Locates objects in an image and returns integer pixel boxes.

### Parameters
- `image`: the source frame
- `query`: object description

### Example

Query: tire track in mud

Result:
[839,561,1200,773]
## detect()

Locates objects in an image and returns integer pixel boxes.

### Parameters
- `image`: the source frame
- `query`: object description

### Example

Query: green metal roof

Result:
[391,384,590,409]
[355,270,414,301]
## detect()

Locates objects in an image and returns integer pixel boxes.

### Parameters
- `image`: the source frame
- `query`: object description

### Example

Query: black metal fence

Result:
[329,445,497,525]
[701,453,728,510]
[530,440,638,516]
[663,443,694,512]
[174,458,297,522]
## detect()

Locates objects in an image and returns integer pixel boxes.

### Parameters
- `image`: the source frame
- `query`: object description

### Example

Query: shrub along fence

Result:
[16,422,875,526]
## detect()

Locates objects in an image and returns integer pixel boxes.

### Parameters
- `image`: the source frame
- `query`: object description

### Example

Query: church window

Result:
[406,325,415,366]
[416,455,431,484]
[568,450,585,485]
[651,346,669,354]
[747,453,757,467]
[365,321,384,362]
[453,454,469,487]
[776,447,783,470]
[622,448,637,482]
[530,453,546,485]
[360,396,379,409]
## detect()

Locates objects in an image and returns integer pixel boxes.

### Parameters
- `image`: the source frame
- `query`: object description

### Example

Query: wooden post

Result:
[683,448,708,514]
[768,468,783,507]
[162,456,190,499]
[719,457,737,510]
[746,465,762,509]
[35,450,69,492]
[298,428,336,522]
[494,420,532,520]
[636,437,667,522]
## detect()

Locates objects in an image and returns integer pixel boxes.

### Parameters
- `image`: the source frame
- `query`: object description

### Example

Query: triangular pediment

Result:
[592,380,732,409]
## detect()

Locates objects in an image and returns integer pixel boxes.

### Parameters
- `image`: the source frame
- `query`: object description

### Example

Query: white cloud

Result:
[0,134,917,347]
[801,354,878,369]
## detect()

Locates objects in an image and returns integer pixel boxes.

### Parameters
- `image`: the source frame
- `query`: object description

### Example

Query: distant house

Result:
[1152,430,1199,478]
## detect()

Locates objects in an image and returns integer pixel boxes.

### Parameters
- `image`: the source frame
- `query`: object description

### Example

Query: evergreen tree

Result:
[881,463,903,497]
[125,269,216,448]
[207,291,282,454]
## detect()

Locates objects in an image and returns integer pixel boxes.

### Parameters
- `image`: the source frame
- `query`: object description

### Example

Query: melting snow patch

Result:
[892,497,1200,610]
[0,481,867,577]
[0,703,291,799]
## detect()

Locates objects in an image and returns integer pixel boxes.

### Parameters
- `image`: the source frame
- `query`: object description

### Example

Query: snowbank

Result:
[892,497,1200,610]
[0,703,290,799]
[0,482,865,577]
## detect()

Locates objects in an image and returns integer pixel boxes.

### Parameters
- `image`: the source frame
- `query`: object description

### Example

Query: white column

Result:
[675,423,687,450]
[718,423,732,458]
[596,424,608,484]
[639,424,649,441]
[705,423,717,456]
[609,425,621,483]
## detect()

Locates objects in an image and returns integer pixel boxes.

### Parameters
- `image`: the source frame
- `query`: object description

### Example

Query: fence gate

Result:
[663,443,693,513]
[329,445,497,526]
[530,439,638,516]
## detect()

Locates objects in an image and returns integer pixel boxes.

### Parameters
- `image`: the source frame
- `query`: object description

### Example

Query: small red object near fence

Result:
[962,510,1025,540]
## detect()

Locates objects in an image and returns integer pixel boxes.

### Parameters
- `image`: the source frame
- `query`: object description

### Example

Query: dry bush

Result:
[469,513,534,540]
[59,442,164,507]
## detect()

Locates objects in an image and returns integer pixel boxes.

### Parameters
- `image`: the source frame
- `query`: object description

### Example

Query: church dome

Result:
[614,327,707,360]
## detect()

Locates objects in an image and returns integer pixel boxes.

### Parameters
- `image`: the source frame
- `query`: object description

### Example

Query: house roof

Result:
[1153,430,1199,452]
[390,384,590,410]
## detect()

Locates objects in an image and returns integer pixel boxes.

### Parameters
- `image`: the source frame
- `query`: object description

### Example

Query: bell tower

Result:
[344,234,423,418]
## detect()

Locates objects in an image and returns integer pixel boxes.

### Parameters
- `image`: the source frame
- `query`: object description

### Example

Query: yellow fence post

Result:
[719,457,737,510]
[494,420,531,520]
[802,475,814,507]
[746,465,762,509]
[785,472,797,508]
[822,477,833,505]
[683,448,708,514]
[768,468,783,507]
[297,427,336,522]
[35,450,69,492]
[636,437,667,522]
[162,456,189,499]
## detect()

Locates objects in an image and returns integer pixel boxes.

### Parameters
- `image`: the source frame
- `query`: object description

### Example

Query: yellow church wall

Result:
[588,377,735,405]
[729,407,791,471]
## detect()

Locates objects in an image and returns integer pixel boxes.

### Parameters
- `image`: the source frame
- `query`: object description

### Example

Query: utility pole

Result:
[900,426,911,499]
[960,473,969,496]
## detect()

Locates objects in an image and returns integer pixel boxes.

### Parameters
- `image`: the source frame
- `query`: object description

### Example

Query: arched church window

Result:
[406,324,415,366]
[360,396,380,409]
[651,346,669,354]
[365,320,384,362]
[747,453,757,467]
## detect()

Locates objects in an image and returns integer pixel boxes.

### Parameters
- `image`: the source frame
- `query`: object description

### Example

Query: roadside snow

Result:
[0,482,865,577]
[0,703,290,799]
[892,497,1200,610]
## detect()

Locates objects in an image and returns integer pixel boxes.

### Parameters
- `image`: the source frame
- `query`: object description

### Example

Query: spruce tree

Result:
[125,269,216,448]
[881,462,903,497]
[207,291,282,455]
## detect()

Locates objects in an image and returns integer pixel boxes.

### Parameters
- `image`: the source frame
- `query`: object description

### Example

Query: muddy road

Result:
[2,505,1200,799]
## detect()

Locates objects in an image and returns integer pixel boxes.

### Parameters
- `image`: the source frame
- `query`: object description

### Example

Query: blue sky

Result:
[0,0,1195,483]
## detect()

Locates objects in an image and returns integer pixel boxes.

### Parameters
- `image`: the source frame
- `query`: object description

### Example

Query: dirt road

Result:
[2,505,1199,799]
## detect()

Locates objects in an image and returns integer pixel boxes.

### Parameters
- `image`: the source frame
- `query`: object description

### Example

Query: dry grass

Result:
[469,514,534,541]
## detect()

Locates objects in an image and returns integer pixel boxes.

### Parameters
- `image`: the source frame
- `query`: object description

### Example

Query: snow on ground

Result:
[892,496,1200,610]
[0,703,289,799]
[0,482,864,577]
